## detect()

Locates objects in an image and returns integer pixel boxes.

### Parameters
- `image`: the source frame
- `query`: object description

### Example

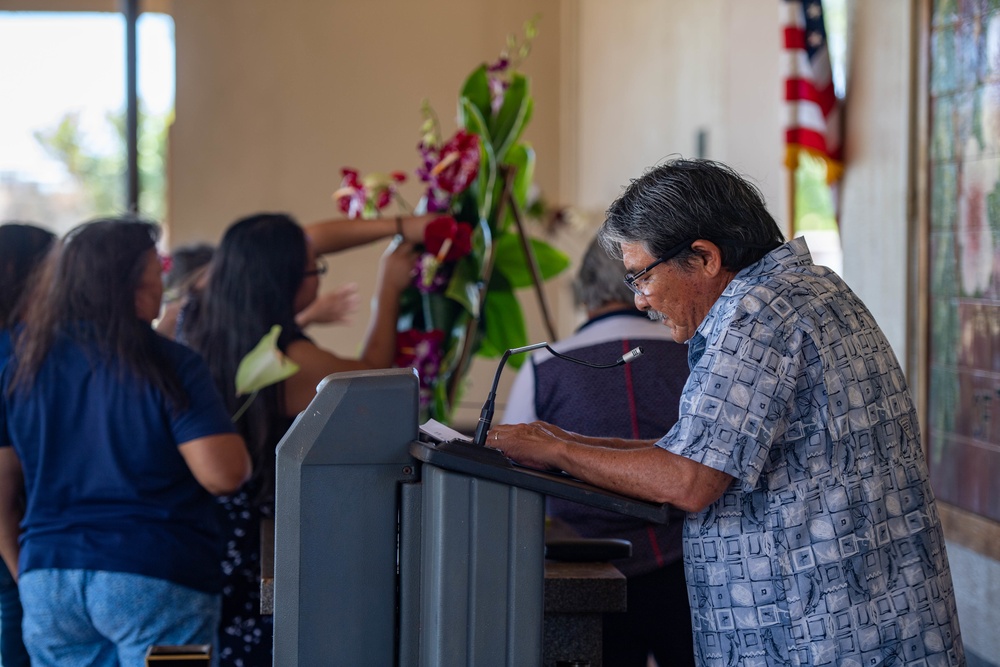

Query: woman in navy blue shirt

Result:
[0,218,252,667]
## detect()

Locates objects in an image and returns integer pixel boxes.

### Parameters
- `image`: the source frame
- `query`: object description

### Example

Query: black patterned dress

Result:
[216,483,271,667]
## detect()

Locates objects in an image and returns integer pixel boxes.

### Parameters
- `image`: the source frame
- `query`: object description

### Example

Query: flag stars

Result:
[807,3,823,20]
[808,31,825,48]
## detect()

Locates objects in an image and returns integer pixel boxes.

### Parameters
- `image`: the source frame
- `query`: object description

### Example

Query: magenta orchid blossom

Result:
[394,329,447,407]
[416,130,481,213]
[332,168,407,219]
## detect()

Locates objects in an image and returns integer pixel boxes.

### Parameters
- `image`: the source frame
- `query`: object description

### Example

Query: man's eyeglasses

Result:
[622,237,781,296]
[304,256,328,278]
[622,238,695,296]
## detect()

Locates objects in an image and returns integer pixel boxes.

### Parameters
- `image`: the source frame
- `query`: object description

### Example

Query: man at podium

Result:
[489,159,965,665]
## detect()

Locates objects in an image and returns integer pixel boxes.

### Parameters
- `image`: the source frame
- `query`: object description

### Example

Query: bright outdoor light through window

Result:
[0,11,175,235]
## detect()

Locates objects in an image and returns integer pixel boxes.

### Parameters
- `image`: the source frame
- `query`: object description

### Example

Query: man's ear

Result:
[689,239,725,277]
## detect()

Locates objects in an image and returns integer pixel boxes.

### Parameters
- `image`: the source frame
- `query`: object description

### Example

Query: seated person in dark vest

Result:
[501,237,694,667]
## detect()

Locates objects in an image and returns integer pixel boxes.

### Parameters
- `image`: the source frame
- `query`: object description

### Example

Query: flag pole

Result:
[786,151,797,241]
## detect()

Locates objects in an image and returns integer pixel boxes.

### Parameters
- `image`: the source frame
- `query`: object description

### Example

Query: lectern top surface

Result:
[410,438,672,524]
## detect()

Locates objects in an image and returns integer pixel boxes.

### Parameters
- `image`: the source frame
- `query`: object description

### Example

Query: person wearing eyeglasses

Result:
[178,211,435,667]
[489,159,965,665]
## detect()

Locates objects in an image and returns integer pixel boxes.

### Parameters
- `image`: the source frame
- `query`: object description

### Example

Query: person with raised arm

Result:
[179,211,430,665]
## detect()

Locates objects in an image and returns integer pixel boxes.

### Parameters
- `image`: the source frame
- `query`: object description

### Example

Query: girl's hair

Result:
[163,242,215,303]
[0,223,56,328]
[181,212,308,506]
[11,218,187,409]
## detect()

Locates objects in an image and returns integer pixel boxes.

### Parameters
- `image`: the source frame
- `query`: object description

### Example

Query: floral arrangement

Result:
[334,18,569,422]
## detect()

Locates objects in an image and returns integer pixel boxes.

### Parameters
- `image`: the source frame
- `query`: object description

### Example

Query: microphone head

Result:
[621,347,643,364]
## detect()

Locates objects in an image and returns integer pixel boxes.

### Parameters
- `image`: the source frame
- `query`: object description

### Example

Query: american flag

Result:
[782,0,842,181]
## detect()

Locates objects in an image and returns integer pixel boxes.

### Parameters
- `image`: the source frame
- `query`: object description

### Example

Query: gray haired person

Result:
[491,159,964,664]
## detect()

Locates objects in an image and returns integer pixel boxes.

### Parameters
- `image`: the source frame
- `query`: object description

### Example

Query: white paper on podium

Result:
[419,418,471,444]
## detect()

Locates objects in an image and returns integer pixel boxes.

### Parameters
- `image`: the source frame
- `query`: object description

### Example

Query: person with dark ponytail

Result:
[180,212,418,666]
[0,218,251,667]
[0,222,55,667]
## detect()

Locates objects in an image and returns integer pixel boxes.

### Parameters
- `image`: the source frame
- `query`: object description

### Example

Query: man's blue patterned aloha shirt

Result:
[658,238,964,666]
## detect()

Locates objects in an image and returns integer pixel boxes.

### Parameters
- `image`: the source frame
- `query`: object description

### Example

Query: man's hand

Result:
[488,422,569,472]
[486,421,734,511]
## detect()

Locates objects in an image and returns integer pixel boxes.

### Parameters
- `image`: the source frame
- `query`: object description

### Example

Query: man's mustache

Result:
[646,309,665,322]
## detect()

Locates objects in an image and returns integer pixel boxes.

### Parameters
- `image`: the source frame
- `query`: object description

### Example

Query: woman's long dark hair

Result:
[181,213,308,507]
[11,218,187,410]
[0,223,56,328]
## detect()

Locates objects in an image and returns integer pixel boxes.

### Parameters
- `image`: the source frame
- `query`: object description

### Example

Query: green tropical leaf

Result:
[444,256,482,316]
[492,74,532,163]
[423,291,463,335]
[481,289,528,367]
[488,267,512,291]
[492,234,571,288]
[477,336,503,359]
[460,96,493,144]
[432,380,451,423]
[458,65,492,128]
[504,143,536,209]
[234,325,300,396]
[470,216,493,277]
[488,173,508,232]
[440,313,470,374]
[460,99,498,221]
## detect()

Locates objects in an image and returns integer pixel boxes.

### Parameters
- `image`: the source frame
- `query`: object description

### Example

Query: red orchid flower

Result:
[333,168,408,219]
[375,171,408,209]
[394,329,446,373]
[429,130,480,195]
[333,168,366,218]
[423,216,472,262]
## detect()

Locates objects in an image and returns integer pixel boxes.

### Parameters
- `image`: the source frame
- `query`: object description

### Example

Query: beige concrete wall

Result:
[169,1,562,242]
[564,0,783,222]
[838,0,913,369]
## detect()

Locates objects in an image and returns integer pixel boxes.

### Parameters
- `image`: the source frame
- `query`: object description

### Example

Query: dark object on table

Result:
[545,538,632,562]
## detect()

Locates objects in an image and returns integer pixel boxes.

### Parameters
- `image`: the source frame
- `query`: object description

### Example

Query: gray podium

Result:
[272,368,669,667]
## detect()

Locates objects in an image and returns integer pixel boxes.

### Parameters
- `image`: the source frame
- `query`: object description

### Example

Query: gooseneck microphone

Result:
[471,342,645,448]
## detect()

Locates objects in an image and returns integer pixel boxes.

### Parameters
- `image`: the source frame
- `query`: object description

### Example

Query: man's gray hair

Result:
[573,237,636,311]
[598,158,785,272]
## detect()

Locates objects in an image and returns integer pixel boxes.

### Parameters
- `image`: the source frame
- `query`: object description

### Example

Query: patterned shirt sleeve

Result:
[658,289,806,493]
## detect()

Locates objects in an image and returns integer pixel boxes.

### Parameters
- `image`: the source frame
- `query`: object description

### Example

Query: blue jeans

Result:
[19,569,220,667]
[0,559,30,667]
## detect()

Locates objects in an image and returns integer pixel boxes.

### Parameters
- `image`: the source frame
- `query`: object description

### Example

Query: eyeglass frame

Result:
[622,238,696,296]
[622,237,779,296]
[303,255,328,278]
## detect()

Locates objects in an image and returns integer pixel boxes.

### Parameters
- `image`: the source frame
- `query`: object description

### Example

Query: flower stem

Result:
[232,390,259,422]
[421,292,434,332]
[393,191,414,214]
